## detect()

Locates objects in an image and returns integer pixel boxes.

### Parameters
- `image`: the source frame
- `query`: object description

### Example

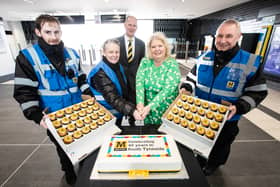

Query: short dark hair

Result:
[35,14,60,31]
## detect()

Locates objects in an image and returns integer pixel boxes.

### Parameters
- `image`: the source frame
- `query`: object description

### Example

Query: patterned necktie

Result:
[127,39,133,63]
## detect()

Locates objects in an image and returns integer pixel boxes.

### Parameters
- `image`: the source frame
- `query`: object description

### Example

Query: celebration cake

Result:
[95,135,182,173]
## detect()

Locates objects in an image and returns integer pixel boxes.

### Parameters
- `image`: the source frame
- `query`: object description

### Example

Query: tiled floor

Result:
[0,63,280,187]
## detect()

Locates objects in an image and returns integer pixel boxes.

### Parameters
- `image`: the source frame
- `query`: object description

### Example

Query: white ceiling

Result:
[0,0,251,21]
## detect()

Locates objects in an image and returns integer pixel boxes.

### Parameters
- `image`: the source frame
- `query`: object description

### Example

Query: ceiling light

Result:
[23,0,35,4]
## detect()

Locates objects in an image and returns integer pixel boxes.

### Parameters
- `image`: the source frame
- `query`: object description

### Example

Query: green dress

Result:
[136,57,181,125]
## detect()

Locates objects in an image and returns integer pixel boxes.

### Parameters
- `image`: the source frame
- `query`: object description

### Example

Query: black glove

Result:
[67,68,75,79]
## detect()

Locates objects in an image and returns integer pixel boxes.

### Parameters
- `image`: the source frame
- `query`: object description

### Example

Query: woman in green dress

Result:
[136,32,181,126]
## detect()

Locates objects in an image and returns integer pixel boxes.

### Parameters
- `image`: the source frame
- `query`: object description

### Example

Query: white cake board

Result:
[90,162,189,180]
[90,135,189,180]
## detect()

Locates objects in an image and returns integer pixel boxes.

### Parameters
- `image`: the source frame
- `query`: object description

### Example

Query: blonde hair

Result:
[147,32,170,59]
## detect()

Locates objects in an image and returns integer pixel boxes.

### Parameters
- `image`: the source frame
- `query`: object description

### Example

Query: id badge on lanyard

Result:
[226,68,242,89]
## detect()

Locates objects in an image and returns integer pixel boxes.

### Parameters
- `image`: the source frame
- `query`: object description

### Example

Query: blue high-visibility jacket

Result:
[88,61,126,119]
[196,49,261,121]
[21,44,82,112]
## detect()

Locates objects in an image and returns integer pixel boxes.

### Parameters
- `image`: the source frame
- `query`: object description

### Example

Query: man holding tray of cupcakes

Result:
[180,19,268,176]
[13,14,93,185]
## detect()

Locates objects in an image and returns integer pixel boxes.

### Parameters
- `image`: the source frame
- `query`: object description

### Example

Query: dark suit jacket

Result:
[117,35,145,104]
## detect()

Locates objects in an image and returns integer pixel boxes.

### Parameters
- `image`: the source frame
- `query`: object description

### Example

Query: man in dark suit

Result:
[117,16,145,126]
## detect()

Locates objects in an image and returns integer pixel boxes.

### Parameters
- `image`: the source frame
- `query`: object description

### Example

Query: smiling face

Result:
[35,22,62,45]
[124,16,137,38]
[215,23,241,51]
[150,39,166,62]
[103,42,120,64]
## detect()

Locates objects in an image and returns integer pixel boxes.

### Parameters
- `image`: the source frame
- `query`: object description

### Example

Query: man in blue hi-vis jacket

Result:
[14,14,93,185]
[181,19,268,176]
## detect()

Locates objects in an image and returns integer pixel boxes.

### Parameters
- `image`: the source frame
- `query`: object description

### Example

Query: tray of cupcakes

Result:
[45,98,121,165]
[158,94,229,159]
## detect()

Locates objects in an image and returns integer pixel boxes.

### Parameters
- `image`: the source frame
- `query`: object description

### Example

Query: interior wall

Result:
[0,20,15,77]
[7,21,27,51]
[189,0,280,37]
[186,0,280,57]
[61,20,153,65]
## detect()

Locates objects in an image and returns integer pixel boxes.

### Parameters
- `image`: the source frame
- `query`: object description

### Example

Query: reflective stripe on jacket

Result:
[196,49,261,121]
[88,61,126,119]
[21,44,82,112]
